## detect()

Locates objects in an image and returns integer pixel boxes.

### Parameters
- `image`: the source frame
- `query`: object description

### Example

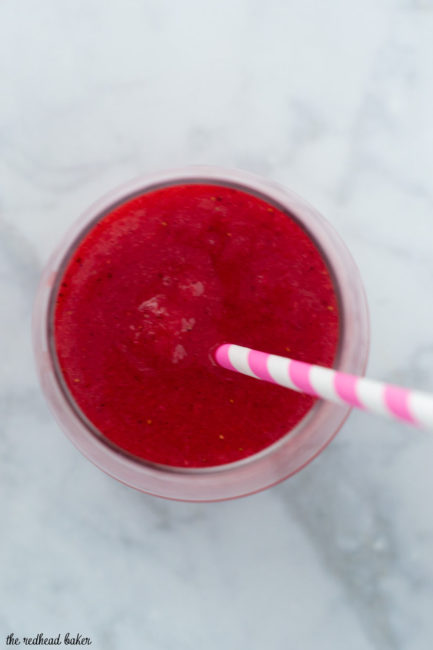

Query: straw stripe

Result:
[288,360,318,397]
[215,343,236,372]
[248,349,276,384]
[409,391,433,429]
[214,344,433,431]
[356,377,389,417]
[334,373,363,408]
[310,364,344,404]
[384,385,416,424]
[227,344,257,378]
[267,354,297,390]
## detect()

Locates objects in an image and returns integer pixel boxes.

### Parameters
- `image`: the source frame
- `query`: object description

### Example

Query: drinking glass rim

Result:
[34,165,369,499]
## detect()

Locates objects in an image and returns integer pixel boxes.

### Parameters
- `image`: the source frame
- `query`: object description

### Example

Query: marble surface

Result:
[1,1,433,648]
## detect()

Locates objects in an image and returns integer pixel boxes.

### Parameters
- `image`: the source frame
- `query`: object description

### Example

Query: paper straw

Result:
[215,344,433,431]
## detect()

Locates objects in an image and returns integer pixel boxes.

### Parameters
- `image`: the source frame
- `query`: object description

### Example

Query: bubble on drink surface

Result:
[179,280,205,297]
[138,295,168,316]
[172,344,187,364]
[181,317,196,332]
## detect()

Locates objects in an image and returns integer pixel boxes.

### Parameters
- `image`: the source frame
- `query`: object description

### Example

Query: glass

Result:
[32,166,369,501]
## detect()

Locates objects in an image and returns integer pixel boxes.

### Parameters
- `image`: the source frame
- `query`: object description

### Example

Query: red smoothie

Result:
[54,184,339,467]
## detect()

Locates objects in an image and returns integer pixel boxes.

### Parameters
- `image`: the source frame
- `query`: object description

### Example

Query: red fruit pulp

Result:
[54,184,339,467]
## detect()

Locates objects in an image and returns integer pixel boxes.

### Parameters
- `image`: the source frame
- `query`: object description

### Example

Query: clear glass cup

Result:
[32,166,369,501]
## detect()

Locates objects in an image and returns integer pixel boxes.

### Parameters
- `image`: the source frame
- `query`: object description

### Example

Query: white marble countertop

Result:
[1,1,433,648]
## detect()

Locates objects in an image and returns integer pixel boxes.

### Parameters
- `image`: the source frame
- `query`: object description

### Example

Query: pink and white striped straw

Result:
[215,344,433,430]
